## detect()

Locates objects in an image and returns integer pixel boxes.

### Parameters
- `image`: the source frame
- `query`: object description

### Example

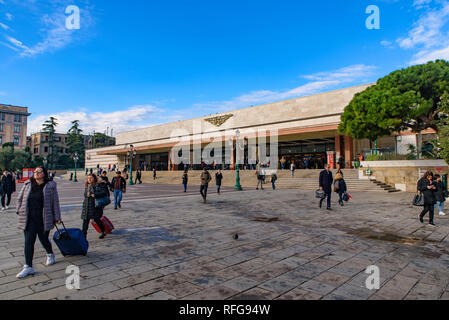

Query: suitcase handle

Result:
[54,221,72,240]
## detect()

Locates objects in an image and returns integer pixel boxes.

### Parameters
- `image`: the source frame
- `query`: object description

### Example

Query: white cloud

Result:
[5,36,29,50]
[27,105,166,136]
[380,40,394,48]
[193,64,376,112]
[0,22,10,30]
[410,45,449,64]
[5,13,13,21]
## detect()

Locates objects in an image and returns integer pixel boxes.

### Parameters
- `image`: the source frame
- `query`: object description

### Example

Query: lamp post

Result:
[127,145,136,185]
[73,152,79,183]
[43,157,48,169]
[234,130,243,191]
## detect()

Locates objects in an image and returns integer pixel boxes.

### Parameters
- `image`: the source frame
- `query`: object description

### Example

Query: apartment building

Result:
[0,104,31,149]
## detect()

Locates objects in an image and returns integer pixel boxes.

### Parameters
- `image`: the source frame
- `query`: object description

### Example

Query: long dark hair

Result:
[30,166,49,188]
[85,173,98,188]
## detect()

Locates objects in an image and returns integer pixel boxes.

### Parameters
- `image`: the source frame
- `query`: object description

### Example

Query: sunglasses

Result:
[34,170,44,174]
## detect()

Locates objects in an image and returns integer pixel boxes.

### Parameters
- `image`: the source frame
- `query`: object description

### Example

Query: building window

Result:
[0,136,2,144]
[14,114,22,122]
[45,136,48,141]
[14,125,21,133]
[34,147,39,154]
[44,146,48,152]
[13,136,20,146]
[0,113,4,121]
[65,137,68,143]
[58,137,61,142]
[0,124,3,132]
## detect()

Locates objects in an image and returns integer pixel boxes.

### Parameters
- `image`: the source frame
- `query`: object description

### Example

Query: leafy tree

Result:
[11,150,32,170]
[0,144,14,170]
[439,92,449,163]
[42,117,58,169]
[339,60,449,155]
[67,120,85,167]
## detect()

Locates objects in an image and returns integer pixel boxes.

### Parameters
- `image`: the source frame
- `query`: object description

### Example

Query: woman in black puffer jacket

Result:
[417,172,437,226]
[81,174,108,239]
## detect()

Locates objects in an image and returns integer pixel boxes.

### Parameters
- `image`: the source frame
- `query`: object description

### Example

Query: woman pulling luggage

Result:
[334,172,347,206]
[15,167,62,278]
[81,174,108,239]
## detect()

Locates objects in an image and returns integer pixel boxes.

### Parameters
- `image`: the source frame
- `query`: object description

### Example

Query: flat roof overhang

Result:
[96,123,340,156]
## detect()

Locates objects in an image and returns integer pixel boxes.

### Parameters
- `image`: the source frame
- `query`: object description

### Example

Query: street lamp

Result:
[127,145,137,185]
[234,130,243,191]
[73,152,79,183]
[43,157,48,169]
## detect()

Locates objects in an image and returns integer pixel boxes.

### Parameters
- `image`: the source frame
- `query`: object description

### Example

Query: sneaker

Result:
[45,253,55,266]
[114,207,118,210]
[419,216,424,223]
[439,211,446,216]
[429,222,436,226]
[1,207,5,211]
[99,232,106,239]
[16,265,35,279]
[326,207,332,211]
[5,206,9,210]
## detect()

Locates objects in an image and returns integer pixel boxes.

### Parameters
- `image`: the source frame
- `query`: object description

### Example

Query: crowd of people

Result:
[5,161,447,280]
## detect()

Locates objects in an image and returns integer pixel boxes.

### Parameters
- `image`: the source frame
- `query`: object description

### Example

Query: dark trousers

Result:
[338,192,344,203]
[82,217,105,236]
[200,185,208,199]
[183,183,187,192]
[272,181,276,190]
[217,185,221,194]
[24,223,53,267]
[135,177,142,184]
[1,193,11,207]
[420,204,435,223]
[320,190,332,208]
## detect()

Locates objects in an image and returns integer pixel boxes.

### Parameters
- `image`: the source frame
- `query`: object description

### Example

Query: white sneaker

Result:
[1,208,5,211]
[45,253,55,266]
[5,206,8,210]
[439,211,446,216]
[16,265,35,278]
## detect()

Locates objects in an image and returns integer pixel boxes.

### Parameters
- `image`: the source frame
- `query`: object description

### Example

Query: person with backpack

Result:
[215,169,223,195]
[182,170,188,192]
[15,167,62,278]
[200,167,211,203]
[271,172,278,190]
[1,169,16,211]
[434,174,446,216]
[334,172,347,206]
[111,171,127,210]
[319,164,333,210]
[417,171,437,226]
[81,174,108,239]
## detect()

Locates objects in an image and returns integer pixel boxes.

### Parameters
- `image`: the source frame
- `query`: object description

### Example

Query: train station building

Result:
[85,84,437,171]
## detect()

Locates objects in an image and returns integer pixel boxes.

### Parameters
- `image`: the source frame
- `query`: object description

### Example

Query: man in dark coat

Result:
[1,170,16,210]
[215,170,223,195]
[418,172,437,225]
[135,170,142,184]
[200,168,211,203]
[319,164,333,210]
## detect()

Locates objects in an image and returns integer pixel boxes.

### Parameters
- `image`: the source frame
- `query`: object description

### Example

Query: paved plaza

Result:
[0,178,448,300]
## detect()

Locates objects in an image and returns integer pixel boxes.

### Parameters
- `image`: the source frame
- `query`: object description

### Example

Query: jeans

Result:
[420,204,435,223]
[24,223,53,267]
[82,218,105,236]
[200,185,208,199]
[1,193,11,207]
[435,201,445,213]
[257,179,264,189]
[113,190,123,207]
[272,181,276,190]
[320,190,332,208]
[217,185,221,194]
[183,183,187,192]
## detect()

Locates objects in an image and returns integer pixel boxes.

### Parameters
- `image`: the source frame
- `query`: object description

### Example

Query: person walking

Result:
[417,171,437,226]
[271,172,278,190]
[290,161,296,178]
[319,164,333,210]
[256,170,264,190]
[111,171,126,210]
[182,170,188,192]
[334,172,347,206]
[1,169,16,211]
[135,169,142,184]
[434,174,446,216]
[81,174,108,239]
[215,169,223,195]
[153,167,157,180]
[200,167,211,203]
[15,167,61,279]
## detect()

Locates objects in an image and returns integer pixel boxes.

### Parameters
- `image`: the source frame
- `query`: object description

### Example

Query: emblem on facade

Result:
[204,114,233,127]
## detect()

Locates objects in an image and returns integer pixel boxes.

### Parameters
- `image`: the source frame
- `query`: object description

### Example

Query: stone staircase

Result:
[65,169,400,192]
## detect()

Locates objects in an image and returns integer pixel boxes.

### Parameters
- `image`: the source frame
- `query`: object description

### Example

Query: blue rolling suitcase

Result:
[53,222,89,256]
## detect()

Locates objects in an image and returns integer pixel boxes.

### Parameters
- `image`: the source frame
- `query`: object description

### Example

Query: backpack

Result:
[334,180,340,192]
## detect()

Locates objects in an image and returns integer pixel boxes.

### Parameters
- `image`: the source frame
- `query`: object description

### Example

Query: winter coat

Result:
[110,176,126,192]
[334,179,347,194]
[200,171,211,186]
[16,180,61,232]
[271,173,278,182]
[81,183,108,220]
[215,173,223,186]
[182,173,188,184]
[417,178,437,205]
[1,173,16,195]
[319,170,333,193]
[434,181,446,203]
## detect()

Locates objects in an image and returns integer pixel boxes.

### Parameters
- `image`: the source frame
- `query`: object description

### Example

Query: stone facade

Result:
[0,104,31,149]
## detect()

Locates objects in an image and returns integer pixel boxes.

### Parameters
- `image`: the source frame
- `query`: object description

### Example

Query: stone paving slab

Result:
[1,184,448,300]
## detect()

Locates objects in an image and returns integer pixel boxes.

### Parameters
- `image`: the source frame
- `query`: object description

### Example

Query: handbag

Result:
[315,189,326,199]
[342,193,349,202]
[95,197,111,209]
[412,192,424,207]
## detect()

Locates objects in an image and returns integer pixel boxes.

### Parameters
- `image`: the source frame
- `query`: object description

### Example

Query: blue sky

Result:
[0,0,448,135]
